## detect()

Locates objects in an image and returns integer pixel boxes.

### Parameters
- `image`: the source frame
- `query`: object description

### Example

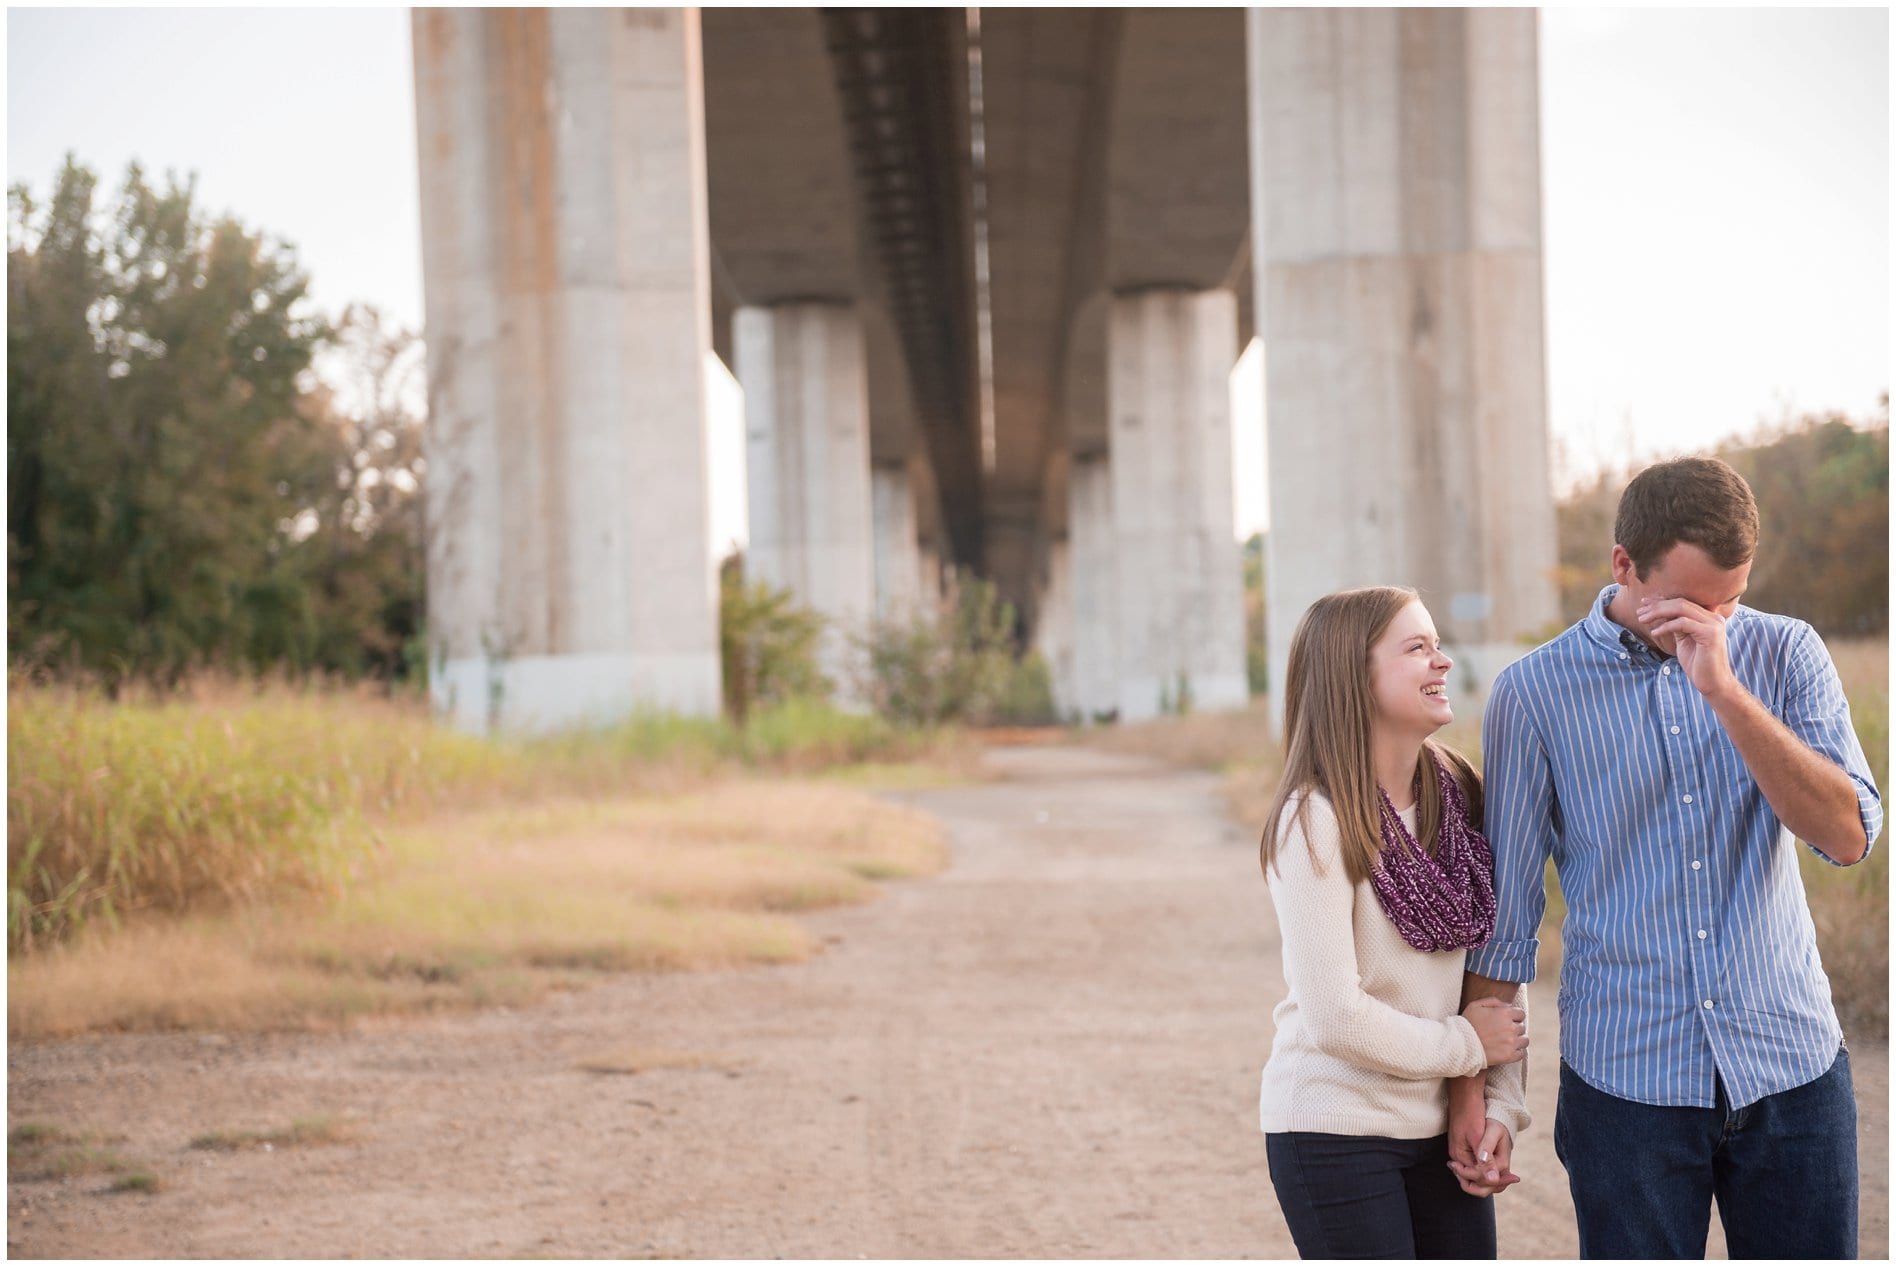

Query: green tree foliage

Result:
[9,158,327,680]
[1554,404,1888,636]
[8,159,426,684]
[289,305,427,679]
[718,553,831,724]
[1723,411,1887,636]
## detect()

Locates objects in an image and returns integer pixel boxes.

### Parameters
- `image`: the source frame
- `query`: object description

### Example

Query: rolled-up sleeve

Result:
[1782,622,1882,866]
[1465,671,1556,984]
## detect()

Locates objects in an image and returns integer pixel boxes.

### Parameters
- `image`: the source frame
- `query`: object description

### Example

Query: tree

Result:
[9,157,330,682]
[286,305,428,679]
[1554,404,1888,637]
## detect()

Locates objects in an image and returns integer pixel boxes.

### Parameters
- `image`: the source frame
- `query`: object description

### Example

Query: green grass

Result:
[7,1122,148,1186]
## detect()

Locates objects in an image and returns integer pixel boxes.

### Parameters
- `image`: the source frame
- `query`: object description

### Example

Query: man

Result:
[1447,456,1881,1258]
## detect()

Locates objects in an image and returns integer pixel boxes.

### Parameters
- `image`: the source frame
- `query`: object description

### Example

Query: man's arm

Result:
[1450,674,1559,1195]
[1642,600,1880,864]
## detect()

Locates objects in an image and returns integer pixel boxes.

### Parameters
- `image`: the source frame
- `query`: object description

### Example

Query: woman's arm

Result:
[1270,798,1487,1080]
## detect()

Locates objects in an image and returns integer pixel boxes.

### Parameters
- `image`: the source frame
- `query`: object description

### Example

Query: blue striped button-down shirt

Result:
[1466,586,1882,1109]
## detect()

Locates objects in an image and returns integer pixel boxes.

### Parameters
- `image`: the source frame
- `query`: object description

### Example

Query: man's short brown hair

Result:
[1614,456,1759,579]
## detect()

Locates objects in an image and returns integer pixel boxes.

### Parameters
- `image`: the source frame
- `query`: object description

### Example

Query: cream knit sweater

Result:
[1258,791,1530,1141]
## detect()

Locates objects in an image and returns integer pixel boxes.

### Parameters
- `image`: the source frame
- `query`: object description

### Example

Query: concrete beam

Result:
[1105,8,1250,290]
[1068,451,1118,721]
[1248,8,1558,731]
[414,8,720,733]
[1107,288,1248,721]
[872,460,924,621]
[736,301,875,691]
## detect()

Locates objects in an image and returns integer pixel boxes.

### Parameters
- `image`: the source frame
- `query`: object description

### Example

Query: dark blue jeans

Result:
[1266,1132,1497,1259]
[1554,1047,1857,1258]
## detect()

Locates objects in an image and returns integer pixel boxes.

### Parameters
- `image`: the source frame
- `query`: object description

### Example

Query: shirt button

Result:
[1620,652,1630,660]
[1697,930,1707,940]
[1663,665,1672,676]
[1670,725,1681,735]
[1683,794,1694,804]
[1692,860,1702,871]
[1703,999,1716,1009]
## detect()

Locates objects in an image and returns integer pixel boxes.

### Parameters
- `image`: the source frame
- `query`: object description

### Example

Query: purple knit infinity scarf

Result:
[1368,758,1497,953]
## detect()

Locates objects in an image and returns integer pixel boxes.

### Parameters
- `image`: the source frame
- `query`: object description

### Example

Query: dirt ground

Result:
[8,745,1886,1258]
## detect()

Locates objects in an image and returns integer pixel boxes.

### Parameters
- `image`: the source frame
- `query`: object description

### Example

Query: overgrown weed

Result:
[9,781,947,1038]
[9,673,973,952]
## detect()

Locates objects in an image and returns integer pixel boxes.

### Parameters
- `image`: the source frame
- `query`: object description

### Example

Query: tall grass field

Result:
[8,677,972,1037]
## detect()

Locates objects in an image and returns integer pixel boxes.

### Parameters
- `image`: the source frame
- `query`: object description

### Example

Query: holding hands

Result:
[1447,1110,1520,1197]
[1448,1000,1527,1197]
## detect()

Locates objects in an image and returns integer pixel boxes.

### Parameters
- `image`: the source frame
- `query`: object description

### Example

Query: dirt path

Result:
[8,745,1886,1258]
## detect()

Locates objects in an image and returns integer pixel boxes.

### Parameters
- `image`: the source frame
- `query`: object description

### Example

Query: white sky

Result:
[8,7,1890,548]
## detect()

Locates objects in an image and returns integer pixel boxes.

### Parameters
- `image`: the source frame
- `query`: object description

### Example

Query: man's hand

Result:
[1637,596,1740,703]
[1446,1117,1520,1197]
[1445,1078,1490,1190]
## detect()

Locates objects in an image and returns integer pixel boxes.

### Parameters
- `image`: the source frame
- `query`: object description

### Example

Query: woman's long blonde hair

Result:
[1258,586,1482,887]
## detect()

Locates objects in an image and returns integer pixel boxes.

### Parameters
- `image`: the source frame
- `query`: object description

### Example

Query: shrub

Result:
[718,553,830,723]
[854,578,1019,727]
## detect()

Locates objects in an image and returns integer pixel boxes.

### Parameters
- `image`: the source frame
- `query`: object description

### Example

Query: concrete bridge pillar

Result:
[1248,8,1557,732]
[1033,535,1076,720]
[871,460,923,621]
[735,301,875,689]
[413,7,720,734]
[1068,451,1119,722]
[1107,289,1249,721]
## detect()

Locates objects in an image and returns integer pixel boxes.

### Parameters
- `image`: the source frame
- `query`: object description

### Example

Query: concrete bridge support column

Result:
[414,7,720,734]
[735,301,875,692]
[1248,8,1558,733]
[871,460,923,621]
[1107,289,1249,722]
[1033,536,1076,720]
[1068,451,1120,722]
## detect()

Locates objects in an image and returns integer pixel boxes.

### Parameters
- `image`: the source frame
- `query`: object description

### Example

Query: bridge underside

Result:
[414,7,1558,732]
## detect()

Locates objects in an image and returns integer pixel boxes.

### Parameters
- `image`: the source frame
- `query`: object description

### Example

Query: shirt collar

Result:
[1582,584,1663,663]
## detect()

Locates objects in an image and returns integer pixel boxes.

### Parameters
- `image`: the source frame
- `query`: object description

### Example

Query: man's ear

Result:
[1609,544,1637,586]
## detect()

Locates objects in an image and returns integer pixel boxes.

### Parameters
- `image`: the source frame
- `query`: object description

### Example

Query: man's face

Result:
[1611,542,1752,656]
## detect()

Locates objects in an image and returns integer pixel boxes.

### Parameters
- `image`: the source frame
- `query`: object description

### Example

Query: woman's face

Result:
[1368,600,1455,739]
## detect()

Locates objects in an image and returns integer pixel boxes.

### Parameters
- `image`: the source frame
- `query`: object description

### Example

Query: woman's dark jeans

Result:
[1266,1131,1497,1259]
[1554,1046,1857,1259]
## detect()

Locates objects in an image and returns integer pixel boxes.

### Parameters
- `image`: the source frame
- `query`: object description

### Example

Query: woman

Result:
[1257,587,1528,1259]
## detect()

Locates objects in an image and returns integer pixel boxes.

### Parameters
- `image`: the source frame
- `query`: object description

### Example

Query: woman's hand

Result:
[1462,997,1528,1066]
[1448,1118,1520,1197]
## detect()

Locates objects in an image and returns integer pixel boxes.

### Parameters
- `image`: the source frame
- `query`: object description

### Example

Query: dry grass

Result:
[189,1116,359,1152]
[1803,636,1887,1034]
[8,1123,145,1186]
[9,780,949,1039]
[8,675,978,952]
[1072,704,1280,774]
[574,1048,744,1077]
